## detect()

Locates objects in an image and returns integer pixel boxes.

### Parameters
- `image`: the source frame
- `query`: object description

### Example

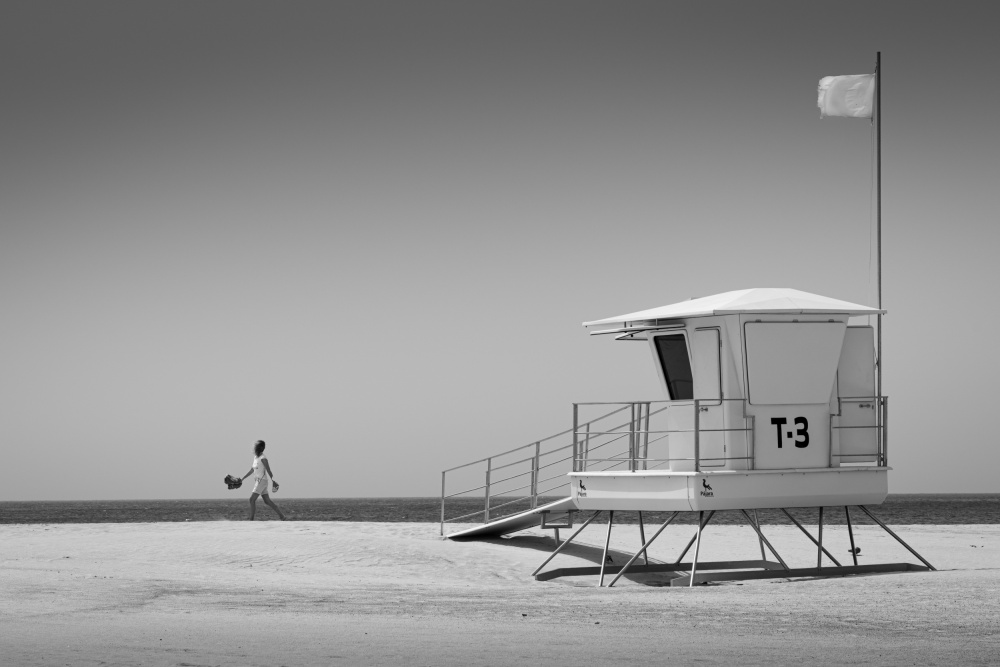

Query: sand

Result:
[0,520,998,666]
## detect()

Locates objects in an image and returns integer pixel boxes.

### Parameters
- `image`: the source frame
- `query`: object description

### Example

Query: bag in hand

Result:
[224,474,242,490]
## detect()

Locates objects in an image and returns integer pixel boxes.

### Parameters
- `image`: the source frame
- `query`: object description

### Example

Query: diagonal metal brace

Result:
[673,510,716,564]
[740,509,789,570]
[780,508,841,567]
[531,511,602,577]
[607,512,679,588]
[857,505,936,571]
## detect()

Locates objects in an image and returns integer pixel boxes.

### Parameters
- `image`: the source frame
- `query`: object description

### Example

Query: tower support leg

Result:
[638,511,648,565]
[690,511,705,587]
[817,507,824,568]
[845,506,859,566]
[857,505,936,571]
[532,506,932,585]
[598,510,615,587]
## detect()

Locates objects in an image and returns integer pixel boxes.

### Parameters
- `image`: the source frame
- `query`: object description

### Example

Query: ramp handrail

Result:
[439,403,634,535]
[440,404,630,475]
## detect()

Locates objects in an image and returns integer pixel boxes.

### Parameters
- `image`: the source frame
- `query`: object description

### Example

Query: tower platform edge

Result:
[568,466,888,512]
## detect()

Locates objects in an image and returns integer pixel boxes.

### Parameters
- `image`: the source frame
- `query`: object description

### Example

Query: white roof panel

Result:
[583,288,884,327]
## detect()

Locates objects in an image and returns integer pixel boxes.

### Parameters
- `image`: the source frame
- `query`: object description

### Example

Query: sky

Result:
[2,1,998,501]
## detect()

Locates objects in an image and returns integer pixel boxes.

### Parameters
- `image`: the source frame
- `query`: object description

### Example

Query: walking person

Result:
[238,440,286,520]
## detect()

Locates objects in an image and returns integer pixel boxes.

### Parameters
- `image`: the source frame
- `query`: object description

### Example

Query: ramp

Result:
[446,497,577,540]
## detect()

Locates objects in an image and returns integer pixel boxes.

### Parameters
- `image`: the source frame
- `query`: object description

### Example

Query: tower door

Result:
[692,328,725,468]
[835,326,878,463]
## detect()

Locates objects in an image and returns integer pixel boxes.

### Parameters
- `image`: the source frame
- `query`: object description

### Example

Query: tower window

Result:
[654,334,693,400]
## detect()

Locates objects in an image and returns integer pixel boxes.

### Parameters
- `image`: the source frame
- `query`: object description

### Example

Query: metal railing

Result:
[571,396,887,472]
[439,403,633,534]
[440,396,887,535]
[832,395,888,466]
[572,399,755,473]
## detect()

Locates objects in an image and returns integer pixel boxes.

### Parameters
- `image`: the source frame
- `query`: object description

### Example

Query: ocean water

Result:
[1,494,998,525]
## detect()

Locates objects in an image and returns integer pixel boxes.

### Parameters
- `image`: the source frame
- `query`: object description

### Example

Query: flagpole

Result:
[876,51,882,315]
[875,51,883,447]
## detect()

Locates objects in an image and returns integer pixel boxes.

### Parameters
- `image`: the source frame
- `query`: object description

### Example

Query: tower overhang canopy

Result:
[583,288,884,334]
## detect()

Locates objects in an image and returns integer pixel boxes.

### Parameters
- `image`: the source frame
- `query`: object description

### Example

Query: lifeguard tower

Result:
[439,288,934,586]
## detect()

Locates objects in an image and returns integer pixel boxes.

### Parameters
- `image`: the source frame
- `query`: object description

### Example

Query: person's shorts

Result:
[251,477,270,495]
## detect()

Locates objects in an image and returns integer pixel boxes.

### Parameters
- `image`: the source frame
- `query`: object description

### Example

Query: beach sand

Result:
[1,520,997,666]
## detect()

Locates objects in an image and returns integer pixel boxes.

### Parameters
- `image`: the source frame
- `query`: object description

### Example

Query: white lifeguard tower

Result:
[572,287,888,511]
[439,288,934,586]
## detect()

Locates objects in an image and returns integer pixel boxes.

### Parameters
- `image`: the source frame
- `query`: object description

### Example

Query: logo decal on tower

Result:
[700,478,714,497]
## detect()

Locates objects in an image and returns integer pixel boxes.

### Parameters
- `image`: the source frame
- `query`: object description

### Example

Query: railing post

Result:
[484,458,492,523]
[531,441,540,508]
[630,402,637,472]
[440,471,446,536]
[694,399,701,473]
[643,402,651,470]
[828,411,835,468]
[584,423,591,470]
[882,396,889,467]
[572,403,579,473]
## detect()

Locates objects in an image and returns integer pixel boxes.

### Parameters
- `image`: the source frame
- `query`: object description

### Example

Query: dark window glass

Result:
[654,334,693,400]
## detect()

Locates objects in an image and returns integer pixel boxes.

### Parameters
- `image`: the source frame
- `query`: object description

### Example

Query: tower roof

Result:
[583,288,884,327]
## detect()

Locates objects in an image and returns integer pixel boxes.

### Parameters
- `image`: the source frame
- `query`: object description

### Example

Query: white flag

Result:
[817,74,875,118]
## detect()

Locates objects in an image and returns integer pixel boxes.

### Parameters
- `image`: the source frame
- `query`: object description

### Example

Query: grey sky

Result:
[2,1,997,500]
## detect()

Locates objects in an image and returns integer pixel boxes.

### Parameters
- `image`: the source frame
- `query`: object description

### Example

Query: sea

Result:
[1,494,998,526]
